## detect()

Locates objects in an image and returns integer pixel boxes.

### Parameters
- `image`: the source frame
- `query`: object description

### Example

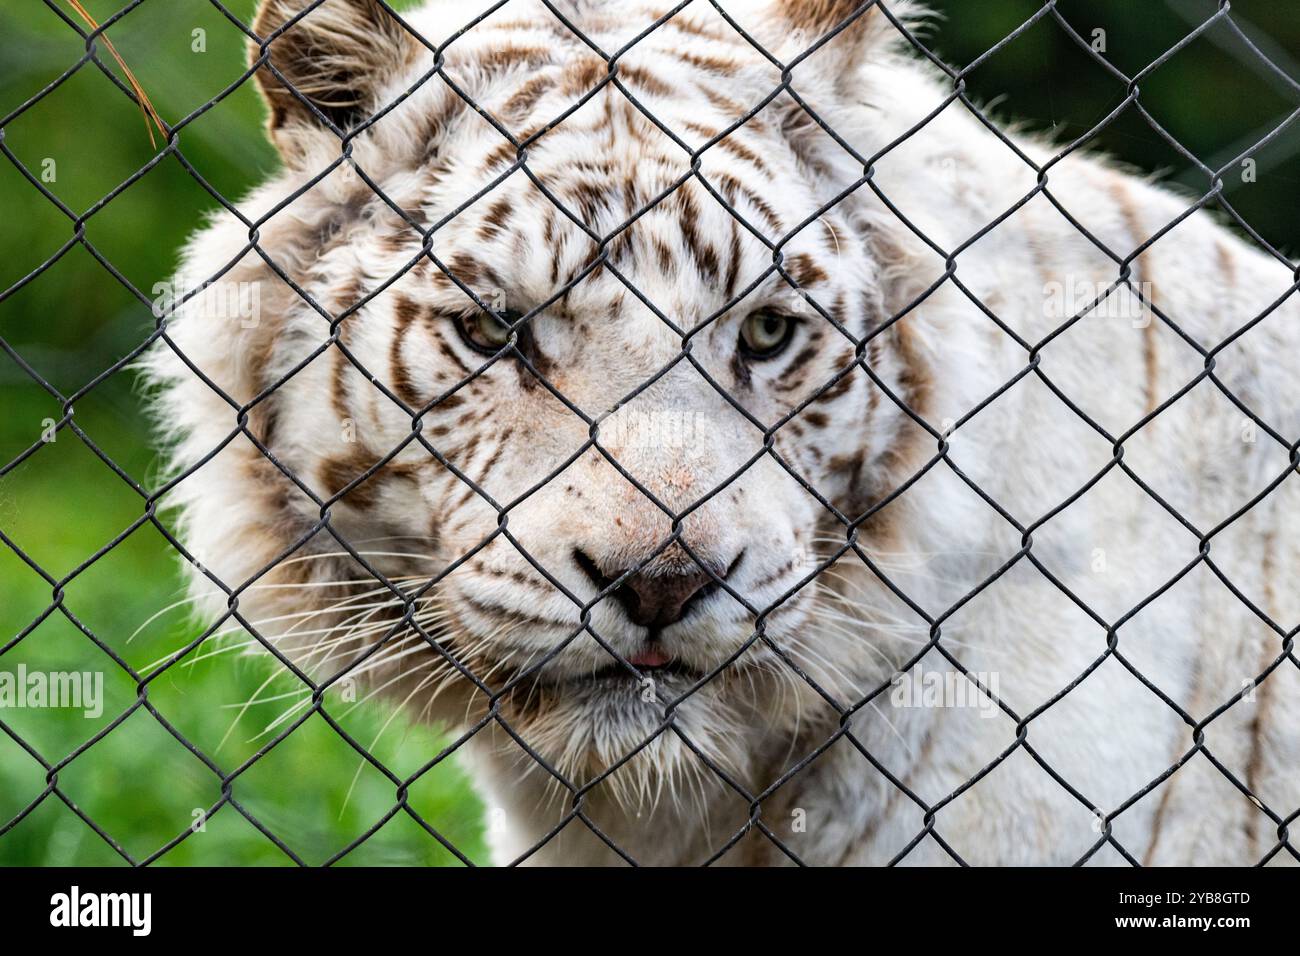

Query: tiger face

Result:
[153,0,929,815]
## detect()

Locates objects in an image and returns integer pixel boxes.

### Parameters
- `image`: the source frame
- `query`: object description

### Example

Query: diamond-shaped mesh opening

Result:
[3,0,1300,867]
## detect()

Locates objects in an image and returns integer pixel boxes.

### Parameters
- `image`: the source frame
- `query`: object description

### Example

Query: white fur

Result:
[144,0,1300,865]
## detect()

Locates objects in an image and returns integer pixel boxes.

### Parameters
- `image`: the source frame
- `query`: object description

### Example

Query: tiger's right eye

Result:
[458,309,517,353]
[738,309,797,360]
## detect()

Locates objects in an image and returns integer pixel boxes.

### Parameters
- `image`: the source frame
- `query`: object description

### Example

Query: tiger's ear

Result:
[767,0,906,95]
[251,0,418,158]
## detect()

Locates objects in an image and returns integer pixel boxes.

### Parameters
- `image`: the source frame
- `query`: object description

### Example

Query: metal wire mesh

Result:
[2,0,1298,866]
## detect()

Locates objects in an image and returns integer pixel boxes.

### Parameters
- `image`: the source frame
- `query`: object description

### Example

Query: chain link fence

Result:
[2,0,1299,866]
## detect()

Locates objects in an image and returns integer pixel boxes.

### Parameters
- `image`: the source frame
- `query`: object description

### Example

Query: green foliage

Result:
[0,0,482,867]
[926,0,1300,249]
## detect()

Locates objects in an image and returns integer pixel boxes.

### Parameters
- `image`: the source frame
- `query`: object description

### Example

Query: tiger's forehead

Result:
[437,2,768,82]
[418,139,844,325]
[356,3,859,324]
[431,3,784,145]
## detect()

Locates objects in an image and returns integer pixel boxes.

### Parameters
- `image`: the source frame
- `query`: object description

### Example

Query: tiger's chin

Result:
[490,662,758,815]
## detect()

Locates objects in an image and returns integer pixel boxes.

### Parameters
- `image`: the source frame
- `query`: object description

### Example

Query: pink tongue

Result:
[629,647,673,668]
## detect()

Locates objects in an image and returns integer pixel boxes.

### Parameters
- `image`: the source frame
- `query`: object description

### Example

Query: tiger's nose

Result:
[613,568,716,629]
[573,550,740,629]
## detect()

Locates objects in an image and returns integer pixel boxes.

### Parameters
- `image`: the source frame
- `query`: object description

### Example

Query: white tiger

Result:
[145,0,1300,865]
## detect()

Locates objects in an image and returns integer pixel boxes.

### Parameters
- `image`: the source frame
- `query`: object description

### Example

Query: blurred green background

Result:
[0,0,1298,866]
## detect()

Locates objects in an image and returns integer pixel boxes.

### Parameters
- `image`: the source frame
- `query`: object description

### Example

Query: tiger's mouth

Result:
[586,655,705,684]
[520,652,708,692]
[482,648,720,709]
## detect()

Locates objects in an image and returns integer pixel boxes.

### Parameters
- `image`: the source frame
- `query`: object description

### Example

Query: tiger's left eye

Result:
[739,310,796,360]
[460,309,518,353]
